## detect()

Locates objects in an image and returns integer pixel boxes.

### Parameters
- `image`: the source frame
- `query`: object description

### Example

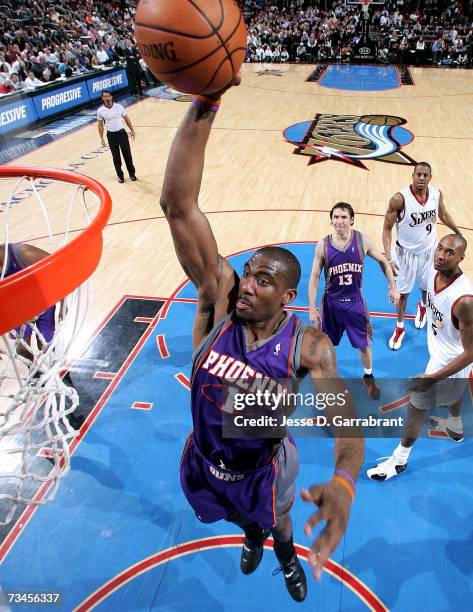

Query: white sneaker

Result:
[367,454,407,481]
[389,326,405,350]
[415,302,427,329]
[428,416,464,442]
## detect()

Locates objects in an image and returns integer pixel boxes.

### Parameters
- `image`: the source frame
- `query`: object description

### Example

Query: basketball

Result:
[134,0,247,95]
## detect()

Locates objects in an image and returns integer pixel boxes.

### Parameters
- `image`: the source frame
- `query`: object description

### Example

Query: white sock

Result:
[396,321,405,329]
[364,368,372,376]
[393,443,411,464]
[447,415,463,433]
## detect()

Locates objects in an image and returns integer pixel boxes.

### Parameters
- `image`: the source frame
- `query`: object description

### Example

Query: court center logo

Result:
[145,85,192,102]
[283,114,416,169]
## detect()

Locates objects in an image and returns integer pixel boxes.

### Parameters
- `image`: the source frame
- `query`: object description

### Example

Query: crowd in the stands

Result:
[0,0,160,96]
[243,0,472,65]
[0,0,472,96]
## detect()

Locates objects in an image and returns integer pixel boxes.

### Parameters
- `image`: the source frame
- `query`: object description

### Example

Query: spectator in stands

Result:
[432,38,444,64]
[124,38,143,96]
[0,79,15,94]
[82,57,93,72]
[42,67,53,82]
[307,35,318,61]
[0,64,11,84]
[24,70,43,88]
[296,42,307,62]
[96,42,110,65]
[10,73,24,90]
[341,43,353,63]
[415,36,426,64]
[104,43,117,64]
[378,44,389,63]
[399,36,410,63]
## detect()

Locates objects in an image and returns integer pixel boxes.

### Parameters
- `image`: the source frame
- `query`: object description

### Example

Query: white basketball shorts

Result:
[394,243,434,294]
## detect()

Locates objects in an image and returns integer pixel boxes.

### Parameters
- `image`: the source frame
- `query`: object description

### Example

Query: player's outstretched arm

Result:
[363,234,400,306]
[160,83,239,346]
[382,193,404,276]
[308,241,324,327]
[438,192,462,235]
[299,328,364,579]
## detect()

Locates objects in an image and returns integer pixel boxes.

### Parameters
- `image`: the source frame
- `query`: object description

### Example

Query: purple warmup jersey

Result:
[190,312,305,469]
[323,230,365,298]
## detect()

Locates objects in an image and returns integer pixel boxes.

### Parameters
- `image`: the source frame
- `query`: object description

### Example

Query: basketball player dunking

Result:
[160,78,364,601]
[309,203,400,399]
[368,234,473,480]
[383,162,461,350]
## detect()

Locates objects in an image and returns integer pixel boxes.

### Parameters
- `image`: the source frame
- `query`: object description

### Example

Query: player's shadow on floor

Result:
[164,332,194,367]
[344,529,473,611]
[408,496,473,576]
[72,429,180,529]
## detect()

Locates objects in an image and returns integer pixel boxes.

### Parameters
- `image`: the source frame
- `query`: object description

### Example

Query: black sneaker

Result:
[273,554,307,602]
[130,175,137,181]
[362,374,381,400]
[118,177,125,183]
[240,529,270,575]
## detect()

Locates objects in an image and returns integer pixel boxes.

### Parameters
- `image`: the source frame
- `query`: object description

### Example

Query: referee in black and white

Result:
[97,91,137,183]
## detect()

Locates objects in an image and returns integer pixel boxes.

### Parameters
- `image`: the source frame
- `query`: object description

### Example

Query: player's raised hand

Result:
[408,373,435,392]
[301,480,353,580]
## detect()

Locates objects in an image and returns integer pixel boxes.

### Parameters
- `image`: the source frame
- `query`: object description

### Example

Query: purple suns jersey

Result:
[190,312,305,469]
[2,243,26,278]
[323,230,365,299]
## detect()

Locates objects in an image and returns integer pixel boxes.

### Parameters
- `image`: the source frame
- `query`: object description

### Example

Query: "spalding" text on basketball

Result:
[138,42,180,62]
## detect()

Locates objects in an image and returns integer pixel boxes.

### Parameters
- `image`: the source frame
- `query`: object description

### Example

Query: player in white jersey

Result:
[367,234,473,480]
[382,162,461,350]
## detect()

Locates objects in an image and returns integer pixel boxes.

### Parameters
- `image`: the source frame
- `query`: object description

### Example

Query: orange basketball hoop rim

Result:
[0,167,112,336]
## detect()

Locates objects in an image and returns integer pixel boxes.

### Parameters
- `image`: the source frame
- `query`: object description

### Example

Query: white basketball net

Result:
[0,174,98,526]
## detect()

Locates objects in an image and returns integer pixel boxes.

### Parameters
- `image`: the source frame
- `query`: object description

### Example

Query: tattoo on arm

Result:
[308,335,323,357]
[320,345,338,377]
[192,105,216,124]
